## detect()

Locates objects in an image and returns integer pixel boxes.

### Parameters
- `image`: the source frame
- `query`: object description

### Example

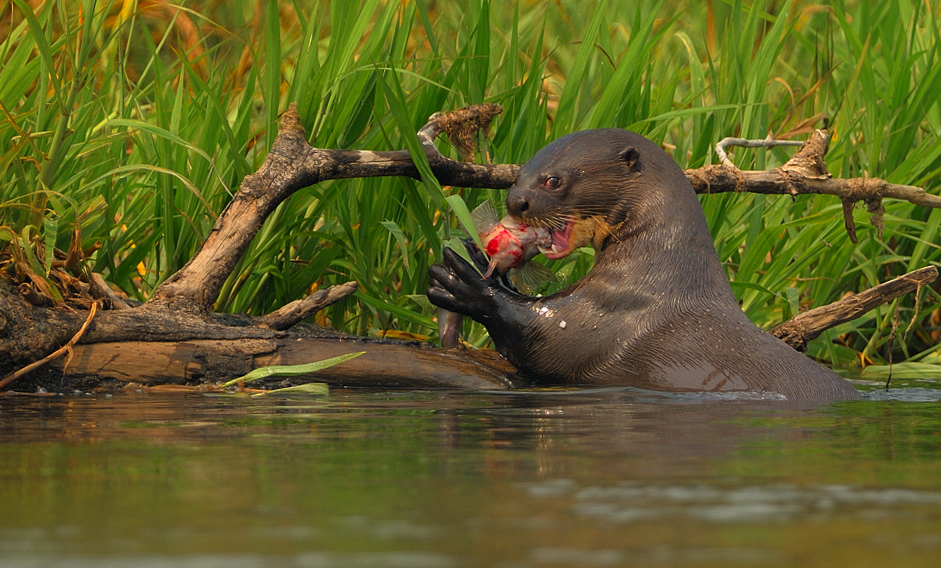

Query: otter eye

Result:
[544,176,561,189]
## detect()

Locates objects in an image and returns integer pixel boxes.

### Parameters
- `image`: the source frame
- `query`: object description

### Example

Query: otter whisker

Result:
[570,205,618,217]
[520,213,572,231]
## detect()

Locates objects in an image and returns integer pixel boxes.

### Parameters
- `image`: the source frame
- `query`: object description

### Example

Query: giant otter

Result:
[428,129,861,401]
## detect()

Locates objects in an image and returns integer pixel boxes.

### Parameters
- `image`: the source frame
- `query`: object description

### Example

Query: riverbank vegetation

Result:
[1,0,939,375]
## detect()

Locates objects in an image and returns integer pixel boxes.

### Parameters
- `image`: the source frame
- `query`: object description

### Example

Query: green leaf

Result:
[42,211,57,273]
[220,352,366,388]
[264,0,281,150]
[356,290,437,329]
[252,383,330,397]
[445,194,483,250]
[10,0,61,104]
[861,363,941,380]
[553,0,609,133]
[441,237,482,277]
[380,220,411,270]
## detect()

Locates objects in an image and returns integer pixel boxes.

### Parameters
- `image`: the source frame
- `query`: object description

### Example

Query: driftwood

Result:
[1,103,937,391]
[771,266,938,351]
[147,103,516,313]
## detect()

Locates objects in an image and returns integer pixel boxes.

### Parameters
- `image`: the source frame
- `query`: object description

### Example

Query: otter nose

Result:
[506,190,530,216]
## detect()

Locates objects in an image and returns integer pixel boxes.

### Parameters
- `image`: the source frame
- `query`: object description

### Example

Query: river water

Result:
[1,383,940,567]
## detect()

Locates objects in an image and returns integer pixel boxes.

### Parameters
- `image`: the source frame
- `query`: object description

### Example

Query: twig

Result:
[715,134,804,170]
[255,281,358,331]
[88,272,130,309]
[0,301,100,390]
[770,266,938,351]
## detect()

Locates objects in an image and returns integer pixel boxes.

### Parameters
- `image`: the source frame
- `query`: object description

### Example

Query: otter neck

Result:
[592,182,735,308]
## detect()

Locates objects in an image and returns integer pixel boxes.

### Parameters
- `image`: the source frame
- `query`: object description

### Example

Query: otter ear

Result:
[618,146,643,173]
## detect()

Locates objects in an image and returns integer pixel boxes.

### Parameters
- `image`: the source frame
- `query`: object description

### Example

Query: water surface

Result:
[1,385,940,567]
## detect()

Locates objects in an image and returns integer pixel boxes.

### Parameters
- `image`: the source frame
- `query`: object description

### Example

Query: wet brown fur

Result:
[431,129,861,401]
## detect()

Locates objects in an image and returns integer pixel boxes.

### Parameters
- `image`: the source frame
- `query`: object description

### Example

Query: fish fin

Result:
[470,200,499,232]
[482,260,498,280]
[509,261,556,294]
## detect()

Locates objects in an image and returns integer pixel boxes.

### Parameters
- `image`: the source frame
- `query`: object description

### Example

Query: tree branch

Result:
[714,134,803,169]
[255,281,358,331]
[770,266,938,351]
[147,103,518,312]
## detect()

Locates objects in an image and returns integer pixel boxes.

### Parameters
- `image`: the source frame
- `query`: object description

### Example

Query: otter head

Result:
[506,129,652,260]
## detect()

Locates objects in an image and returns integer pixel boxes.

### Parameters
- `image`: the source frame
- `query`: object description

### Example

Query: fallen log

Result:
[54,337,518,390]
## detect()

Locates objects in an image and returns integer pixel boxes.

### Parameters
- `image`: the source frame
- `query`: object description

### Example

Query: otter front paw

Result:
[428,247,501,322]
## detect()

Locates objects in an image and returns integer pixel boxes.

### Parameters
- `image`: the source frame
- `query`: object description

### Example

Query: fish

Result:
[438,201,555,348]
[471,200,554,289]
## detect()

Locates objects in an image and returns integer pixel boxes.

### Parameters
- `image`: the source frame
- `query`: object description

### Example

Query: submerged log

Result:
[54,337,517,390]
[1,103,937,391]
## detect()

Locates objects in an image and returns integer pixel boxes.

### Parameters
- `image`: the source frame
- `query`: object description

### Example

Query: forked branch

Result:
[146,103,517,312]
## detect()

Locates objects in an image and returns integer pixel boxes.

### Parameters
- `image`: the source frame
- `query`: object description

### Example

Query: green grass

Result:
[1,0,939,373]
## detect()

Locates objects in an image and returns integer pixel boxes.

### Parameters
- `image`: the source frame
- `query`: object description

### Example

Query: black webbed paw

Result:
[428,245,505,322]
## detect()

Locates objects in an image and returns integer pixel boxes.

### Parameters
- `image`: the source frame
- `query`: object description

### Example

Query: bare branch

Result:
[255,281,359,331]
[687,167,941,208]
[695,130,941,243]
[715,134,804,170]
[88,273,131,310]
[147,103,517,312]
[770,266,938,351]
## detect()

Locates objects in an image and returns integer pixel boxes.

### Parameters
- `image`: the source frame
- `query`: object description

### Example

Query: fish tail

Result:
[438,308,463,348]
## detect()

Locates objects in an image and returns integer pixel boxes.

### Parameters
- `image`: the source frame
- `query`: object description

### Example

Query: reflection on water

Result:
[1,385,940,567]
